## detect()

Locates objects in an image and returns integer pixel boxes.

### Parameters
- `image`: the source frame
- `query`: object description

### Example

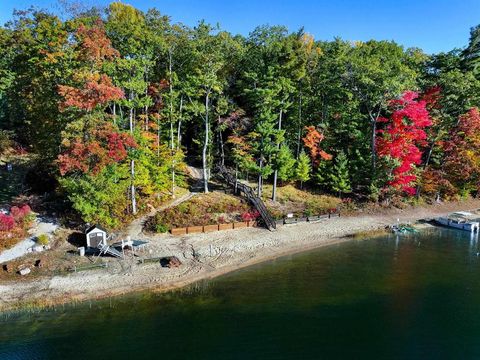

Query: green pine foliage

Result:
[275,145,296,182]
[295,151,311,188]
[330,151,351,196]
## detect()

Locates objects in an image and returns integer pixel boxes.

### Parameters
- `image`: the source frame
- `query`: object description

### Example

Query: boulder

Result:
[18,267,31,276]
[160,256,182,268]
[32,245,44,253]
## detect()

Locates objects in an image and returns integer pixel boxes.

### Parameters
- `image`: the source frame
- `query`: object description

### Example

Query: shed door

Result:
[90,233,104,248]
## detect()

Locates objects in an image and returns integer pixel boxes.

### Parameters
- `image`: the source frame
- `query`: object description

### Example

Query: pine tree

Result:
[462,24,480,76]
[295,150,311,189]
[330,151,351,197]
[275,144,296,182]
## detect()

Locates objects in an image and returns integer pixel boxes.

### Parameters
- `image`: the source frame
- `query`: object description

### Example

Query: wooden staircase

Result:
[215,165,276,231]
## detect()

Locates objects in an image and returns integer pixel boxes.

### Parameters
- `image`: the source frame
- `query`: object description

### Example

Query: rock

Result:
[18,267,31,276]
[32,245,44,253]
[160,256,182,268]
[2,264,12,273]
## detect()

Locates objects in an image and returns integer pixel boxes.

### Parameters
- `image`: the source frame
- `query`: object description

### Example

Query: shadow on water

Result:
[2,227,480,359]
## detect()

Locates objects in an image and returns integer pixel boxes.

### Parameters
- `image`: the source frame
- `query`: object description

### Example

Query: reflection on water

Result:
[1,228,480,359]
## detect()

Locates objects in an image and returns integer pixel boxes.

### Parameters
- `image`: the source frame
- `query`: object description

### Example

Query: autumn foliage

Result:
[58,124,137,175]
[302,126,332,166]
[0,213,15,232]
[442,108,480,191]
[76,19,119,65]
[59,73,124,111]
[0,205,34,249]
[376,91,432,195]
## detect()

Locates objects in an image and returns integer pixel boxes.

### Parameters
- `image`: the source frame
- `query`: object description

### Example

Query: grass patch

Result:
[146,192,255,231]
[348,228,390,240]
[261,184,342,219]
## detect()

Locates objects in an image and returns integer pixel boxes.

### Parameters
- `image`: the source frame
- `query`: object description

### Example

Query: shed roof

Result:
[85,224,107,234]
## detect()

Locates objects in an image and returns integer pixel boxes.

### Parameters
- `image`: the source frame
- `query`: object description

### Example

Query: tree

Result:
[462,24,480,77]
[346,41,418,172]
[376,91,432,196]
[302,126,332,166]
[442,108,480,195]
[2,10,71,159]
[187,22,232,193]
[295,150,311,188]
[330,151,351,196]
[275,145,296,182]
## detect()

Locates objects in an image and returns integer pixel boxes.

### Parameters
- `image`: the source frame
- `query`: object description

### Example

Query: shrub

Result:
[10,204,33,224]
[155,223,169,233]
[241,210,260,221]
[0,214,15,231]
[36,234,49,245]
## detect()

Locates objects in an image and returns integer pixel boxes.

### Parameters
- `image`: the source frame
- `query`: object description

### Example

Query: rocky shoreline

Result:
[1,199,479,312]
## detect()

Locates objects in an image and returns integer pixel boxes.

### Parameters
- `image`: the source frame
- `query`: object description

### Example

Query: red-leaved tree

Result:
[376,91,432,195]
[58,124,137,176]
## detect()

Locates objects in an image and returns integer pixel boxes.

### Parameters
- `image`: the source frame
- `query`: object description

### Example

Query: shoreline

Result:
[1,199,480,312]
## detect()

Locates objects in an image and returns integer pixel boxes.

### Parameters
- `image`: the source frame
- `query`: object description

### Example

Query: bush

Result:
[241,210,260,221]
[36,234,49,245]
[155,224,169,233]
[10,204,33,225]
[0,213,15,231]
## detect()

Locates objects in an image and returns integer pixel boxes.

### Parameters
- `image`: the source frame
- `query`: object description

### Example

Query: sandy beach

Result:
[0,199,479,311]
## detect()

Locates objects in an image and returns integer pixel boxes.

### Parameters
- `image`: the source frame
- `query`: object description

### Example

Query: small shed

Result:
[85,225,107,248]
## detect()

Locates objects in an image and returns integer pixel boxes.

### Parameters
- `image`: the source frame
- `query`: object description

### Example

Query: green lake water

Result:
[2,228,480,359]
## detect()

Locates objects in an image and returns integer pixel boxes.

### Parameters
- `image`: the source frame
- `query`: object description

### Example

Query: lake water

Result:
[2,228,480,359]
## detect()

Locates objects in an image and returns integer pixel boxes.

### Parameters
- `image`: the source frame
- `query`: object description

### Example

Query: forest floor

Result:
[1,197,480,311]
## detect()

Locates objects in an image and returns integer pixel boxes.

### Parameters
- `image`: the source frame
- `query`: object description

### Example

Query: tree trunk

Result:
[130,159,137,215]
[257,156,263,197]
[218,116,225,166]
[371,119,376,171]
[129,93,137,215]
[272,108,283,202]
[169,51,176,198]
[177,96,183,150]
[203,92,210,193]
[416,138,437,198]
[296,92,302,159]
[129,93,134,133]
[235,164,238,194]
